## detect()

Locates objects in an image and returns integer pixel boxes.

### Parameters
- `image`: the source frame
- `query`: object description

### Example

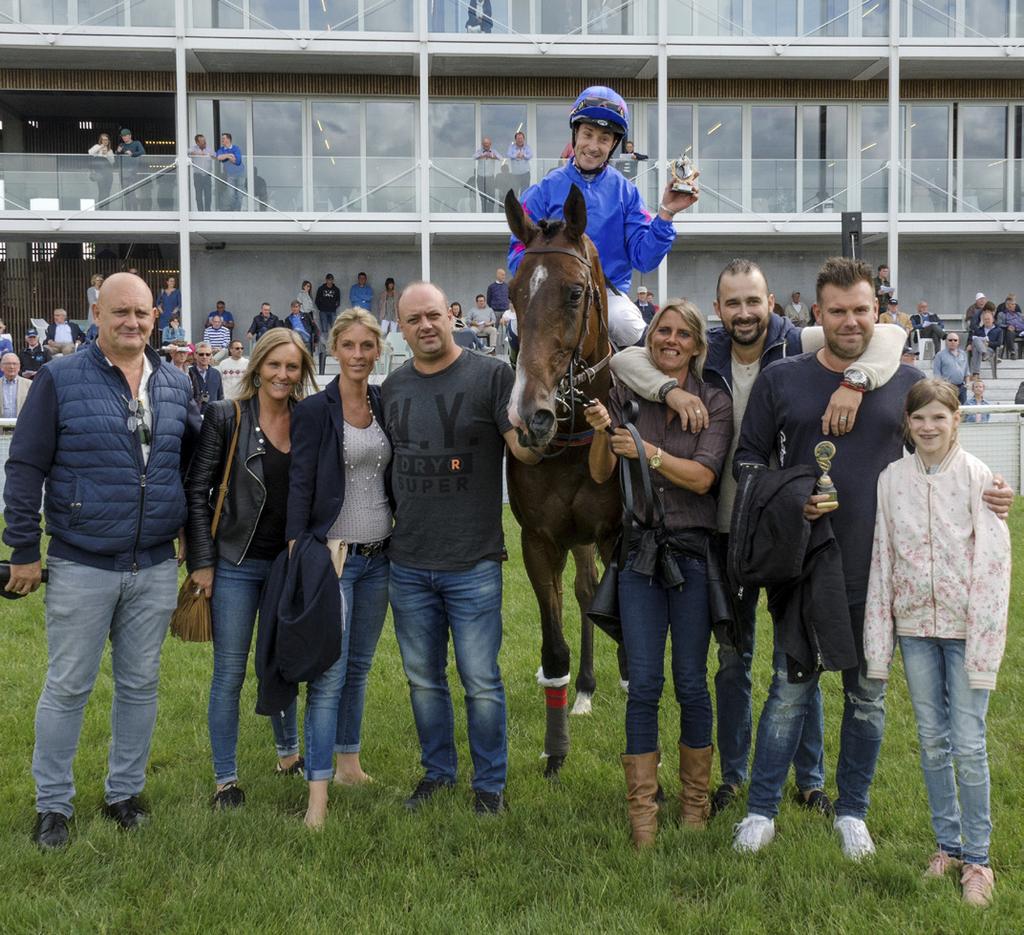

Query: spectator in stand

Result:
[186,330,319,816]
[45,309,85,356]
[157,276,181,330]
[614,140,647,183]
[996,292,1016,318]
[933,333,970,403]
[188,133,214,212]
[170,341,191,373]
[1016,381,1024,405]
[997,295,1024,359]
[468,294,498,350]
[636,286,658,325]
[911,301,946,349]
[500,308,518,363]
[207,300,235,331]
[247,302,283,344]
[374,277,399,335]
[87,274,104,326]
[465,0,492,32]
[450,302,466,327]
[87,133,115,208]
[349,272,373,311]
[964,292,987,331]
[296,280,318,330]
[203,314,232,361]
[969,309,1002,378]
[486,268,510,323]
[1,352,32,417]
[189,342,224,414]
[963,380,991,423]
[315,273,342,337]
[784,291,809,326]
[474,137,502,213]
[115,128,146,209]
[0,320,13,356]
[218,339,249,399]
[18,329,51,379]
[874,264,893,308]
[215,132,245,211]
[879,298,912,337]
[507,132,533,197]
[285,299,319,355]
[162,314,186,350]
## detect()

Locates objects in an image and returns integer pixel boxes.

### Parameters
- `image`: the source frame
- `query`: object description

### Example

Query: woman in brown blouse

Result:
[585,299,732,848]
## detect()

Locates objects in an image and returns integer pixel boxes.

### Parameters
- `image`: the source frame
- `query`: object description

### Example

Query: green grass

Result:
[1,508,1023,934]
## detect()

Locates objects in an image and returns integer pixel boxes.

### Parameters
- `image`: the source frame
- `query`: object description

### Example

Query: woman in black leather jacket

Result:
[186,329,318,811]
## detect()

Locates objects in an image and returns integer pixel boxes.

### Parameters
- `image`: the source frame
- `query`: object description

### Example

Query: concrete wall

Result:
[187,240,1024,335]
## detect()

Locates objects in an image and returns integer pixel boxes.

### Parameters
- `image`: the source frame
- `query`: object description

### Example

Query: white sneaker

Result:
[732,814,775,853]
[834,815,876,860]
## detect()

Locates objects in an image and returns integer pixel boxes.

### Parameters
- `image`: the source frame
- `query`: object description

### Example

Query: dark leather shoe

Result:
[101,796,149,830]
[33,811,70,850]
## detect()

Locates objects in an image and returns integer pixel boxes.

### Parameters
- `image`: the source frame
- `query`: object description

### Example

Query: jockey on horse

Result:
[508,85,699,348]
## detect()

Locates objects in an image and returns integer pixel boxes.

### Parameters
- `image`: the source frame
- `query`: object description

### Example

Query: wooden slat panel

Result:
[0,69,174,92]
[189,73,419,95]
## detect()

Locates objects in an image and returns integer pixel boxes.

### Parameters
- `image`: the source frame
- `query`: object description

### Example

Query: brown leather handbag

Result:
[170,400,241,642]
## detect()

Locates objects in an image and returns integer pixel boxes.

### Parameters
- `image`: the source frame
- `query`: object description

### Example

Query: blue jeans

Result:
[209,558,298,785]
[389,559,506,794]
[302,614,346,782]
[748,604,885,820]
[619,552,712,754]
[900,636,992,865]
[714,569,825,790]
[34,557,178,817]
[335,553,390,754]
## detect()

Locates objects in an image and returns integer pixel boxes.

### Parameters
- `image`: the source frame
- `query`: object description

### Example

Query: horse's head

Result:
[505,184,606,450]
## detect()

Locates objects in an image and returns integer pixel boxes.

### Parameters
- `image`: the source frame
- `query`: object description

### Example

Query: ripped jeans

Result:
[747,604,886,821]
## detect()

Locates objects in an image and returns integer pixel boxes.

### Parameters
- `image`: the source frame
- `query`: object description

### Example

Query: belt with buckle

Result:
[350,537,390,558]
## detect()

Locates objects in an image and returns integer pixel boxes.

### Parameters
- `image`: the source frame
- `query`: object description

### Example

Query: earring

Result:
[252,375,261,388]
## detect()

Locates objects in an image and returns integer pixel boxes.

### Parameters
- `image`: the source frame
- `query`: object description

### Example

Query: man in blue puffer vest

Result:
[3,273,201,850]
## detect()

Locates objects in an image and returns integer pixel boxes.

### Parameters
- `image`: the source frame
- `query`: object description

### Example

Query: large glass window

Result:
[802,104,847,211]
[192,0,244,27]
[430,102,477,212]
[252,101,302,211]
[311,101,361,212]
[698,105,742,212]
[804,0,848,37]
[906,105,950,211]
[365,101,416,211]
[752,106,796,212]
[753,0,797,35]
[861,0,888,35]
[129,0,174,26]
[541,0,582,32]
[860,104,889,212]
[692,0,743,35]
[193,99,249,210]
[960,104,1007,212]
[966,0,1009,37]
[249,0,300,28]
[536,104,571,166]
[78,0,122,26]
[904,0,954,37]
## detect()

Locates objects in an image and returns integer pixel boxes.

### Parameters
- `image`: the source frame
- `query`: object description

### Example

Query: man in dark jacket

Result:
[610,258,905,819]
[45,309,85,356]
[245,302,283,344]
[188,341,224,414]
[18,328,52,378]
[3,273,200,850]
[314,273,341,338]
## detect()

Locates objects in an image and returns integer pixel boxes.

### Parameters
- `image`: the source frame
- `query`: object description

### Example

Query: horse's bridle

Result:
[520,242,613,452]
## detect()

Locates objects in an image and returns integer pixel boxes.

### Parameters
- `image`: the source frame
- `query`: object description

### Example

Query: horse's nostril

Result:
[529,410,555,437]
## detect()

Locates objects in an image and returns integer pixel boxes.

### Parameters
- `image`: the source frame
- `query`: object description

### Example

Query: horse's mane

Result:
[536,219,565,240]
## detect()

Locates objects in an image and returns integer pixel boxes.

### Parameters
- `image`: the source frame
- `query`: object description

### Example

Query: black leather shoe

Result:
[33,811,70,850]
[101,796,149,830]
[473,790,507,815]
[404,777,455,812]
[212,783,246,810]
[709,783,740,818]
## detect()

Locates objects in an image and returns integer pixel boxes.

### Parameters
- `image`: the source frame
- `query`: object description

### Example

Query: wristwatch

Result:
[648,447,663,470]
[841,368,868,393]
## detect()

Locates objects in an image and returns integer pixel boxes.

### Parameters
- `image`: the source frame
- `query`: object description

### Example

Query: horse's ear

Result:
[562,184,587,243]
[505,189,536,246]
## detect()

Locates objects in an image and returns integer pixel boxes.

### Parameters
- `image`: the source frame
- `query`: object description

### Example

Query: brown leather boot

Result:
[621,751,660,848]
[678,743,713,828]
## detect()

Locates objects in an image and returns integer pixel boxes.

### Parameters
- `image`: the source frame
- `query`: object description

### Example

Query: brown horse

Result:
[504,185,626,778]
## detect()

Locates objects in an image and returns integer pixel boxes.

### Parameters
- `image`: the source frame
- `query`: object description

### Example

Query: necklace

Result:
[343,395,387,493]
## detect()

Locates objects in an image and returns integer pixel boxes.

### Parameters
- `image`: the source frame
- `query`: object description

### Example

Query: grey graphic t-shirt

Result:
[382,350,514,571]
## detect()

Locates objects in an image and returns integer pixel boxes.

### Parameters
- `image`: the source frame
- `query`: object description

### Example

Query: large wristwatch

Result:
[841,368,869,393]
[648,447,663,470]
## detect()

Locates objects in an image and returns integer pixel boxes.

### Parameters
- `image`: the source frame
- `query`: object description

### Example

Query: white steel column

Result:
[418,2,431,282]
[175,0,192,340]
[657,0,668,302]
[887,0,900,296]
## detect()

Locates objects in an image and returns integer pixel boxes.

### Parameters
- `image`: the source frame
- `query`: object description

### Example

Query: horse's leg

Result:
[569,544,597,716]
[521,527,571,778]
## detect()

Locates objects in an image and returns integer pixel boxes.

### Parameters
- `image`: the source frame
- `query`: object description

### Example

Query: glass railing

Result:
[0,154,177,212]
[189,0,414,31]
[956,158,1010,214]
[0,0,173,27]
[666,0,889,37]
[802,158,848,211]
[428,0,656,36]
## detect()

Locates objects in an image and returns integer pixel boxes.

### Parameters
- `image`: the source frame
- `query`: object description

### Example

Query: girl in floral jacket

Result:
[864,378,1010,909]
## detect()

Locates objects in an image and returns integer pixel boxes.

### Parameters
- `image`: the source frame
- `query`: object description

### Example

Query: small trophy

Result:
[670,153,699,194]
[813,441,839,512]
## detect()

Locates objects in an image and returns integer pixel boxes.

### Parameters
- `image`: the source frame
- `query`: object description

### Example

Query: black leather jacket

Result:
[186,396,281,571]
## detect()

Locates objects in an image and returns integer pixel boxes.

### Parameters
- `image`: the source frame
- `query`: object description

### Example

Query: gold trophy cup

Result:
[813,441,839,512]
[670,153,698,195]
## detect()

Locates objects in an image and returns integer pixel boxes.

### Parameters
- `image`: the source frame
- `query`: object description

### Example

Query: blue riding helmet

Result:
[569,86,630,139]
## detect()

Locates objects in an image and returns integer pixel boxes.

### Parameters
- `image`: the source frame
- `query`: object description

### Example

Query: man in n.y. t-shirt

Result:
[382,281,538,817]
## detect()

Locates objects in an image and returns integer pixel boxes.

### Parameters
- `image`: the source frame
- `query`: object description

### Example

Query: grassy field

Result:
[1,508,1022,935]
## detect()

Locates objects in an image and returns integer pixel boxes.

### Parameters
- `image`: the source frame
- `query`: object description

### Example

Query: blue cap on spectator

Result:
[25,328,37,337]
